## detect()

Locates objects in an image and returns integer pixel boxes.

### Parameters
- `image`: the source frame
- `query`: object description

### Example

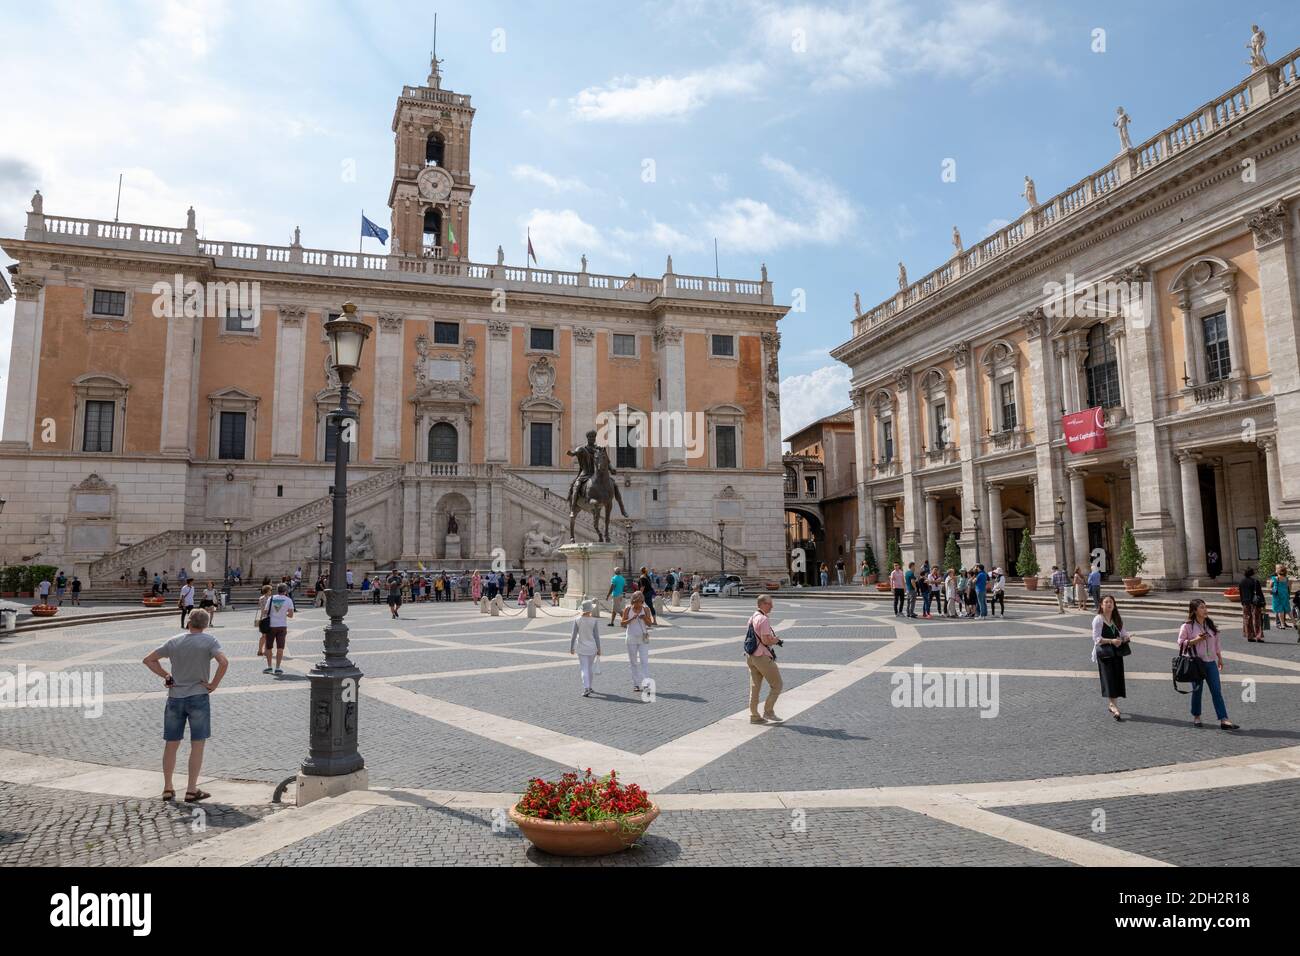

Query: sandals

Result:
[1108,705,1122,722]
[1220,721,1240,730]
[184,789,211,803]
[161,789,175,801]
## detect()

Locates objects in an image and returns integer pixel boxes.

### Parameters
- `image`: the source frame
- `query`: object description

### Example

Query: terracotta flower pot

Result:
[508,803,660,857]
[875,582,892,592]
[1023,577,1040,591]
[142,597,166,607]
[865,574,879,586]
[1223,587,1241,603]
[1124,579,1151,597]
[30,605,58,617]
[764,582,780,591]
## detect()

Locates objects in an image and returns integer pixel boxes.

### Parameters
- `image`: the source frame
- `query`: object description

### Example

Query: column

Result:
[1112,325,1133,419]
[486,319,512,462]
[0,276,43,449]
[1220,273,1244,380]
[874,502,888,570]
[894,369,920,563]
[1103,474,1120,571]
[950,341,981,569]
[1178,450,1207,581]
[851,387,874,560]
[762,331,783,467]
[373,313,404,461]
[987,483,1005,572]
[1022,310,1064,569]
[1178,291,1203,384]
[925,493,942,567]
[572,327,596,448]
[1260,436,1284,516]
[656,325,686,468]
[1123,457,1140,525]
[271,307,307,459]
[1069,468,1089,574]
[160,312,199,456]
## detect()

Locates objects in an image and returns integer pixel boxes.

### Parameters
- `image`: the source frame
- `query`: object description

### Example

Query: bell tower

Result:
[388,53,475,261]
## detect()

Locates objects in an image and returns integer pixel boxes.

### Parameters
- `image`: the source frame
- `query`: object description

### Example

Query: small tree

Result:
[862,541,879,576]
[1015,533,1040,579]
[1258,516,1296,577]
[943,534,961,572]
[1117,523,1147,579]
[886,537,902,570]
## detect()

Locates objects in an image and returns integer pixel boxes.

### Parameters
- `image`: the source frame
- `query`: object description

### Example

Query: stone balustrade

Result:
[851,48,1299,338]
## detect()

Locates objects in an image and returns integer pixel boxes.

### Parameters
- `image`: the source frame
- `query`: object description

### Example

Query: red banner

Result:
[1062,407,1107,453]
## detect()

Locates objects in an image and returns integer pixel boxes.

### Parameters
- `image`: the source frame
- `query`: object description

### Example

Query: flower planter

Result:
[1223,587,1241,603]
[875,582,892,592]
[1022,577,1039,591]
[1123,578,1151,597]
[764,581,780,591]
[0,591,14,599]
[29,605,58,617]
[142,597,166,608]
[509,804,660,857]
[864,574,879,586]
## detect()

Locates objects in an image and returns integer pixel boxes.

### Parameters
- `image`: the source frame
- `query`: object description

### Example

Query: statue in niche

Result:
[447,512,459,535]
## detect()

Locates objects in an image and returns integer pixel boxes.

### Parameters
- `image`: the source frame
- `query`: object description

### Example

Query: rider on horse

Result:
[566,430,606,507]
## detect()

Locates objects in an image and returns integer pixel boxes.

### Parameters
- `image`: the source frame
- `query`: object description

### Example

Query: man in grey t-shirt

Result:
[142,608,229,803]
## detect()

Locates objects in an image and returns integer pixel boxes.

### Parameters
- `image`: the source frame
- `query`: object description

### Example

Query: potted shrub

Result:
[875,538,902,590]
[1258,516,1297,581]
[1015,534,1040,590]
[0,566,20,598]
[509,769,658,857]
[943,534,961,574]
[30,604,58,617]
[861,542,879,585]
[1118,523,1149,595]
[16,566,34,598]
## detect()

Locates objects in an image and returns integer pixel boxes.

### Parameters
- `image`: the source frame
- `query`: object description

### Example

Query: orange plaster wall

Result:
[683,332,765,470]
[194,307,278,459]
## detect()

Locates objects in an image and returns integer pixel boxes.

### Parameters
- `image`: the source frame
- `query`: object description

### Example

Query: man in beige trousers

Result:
[746,595,784,724]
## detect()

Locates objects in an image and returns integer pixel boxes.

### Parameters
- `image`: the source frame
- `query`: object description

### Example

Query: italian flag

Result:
[448,223,460,256]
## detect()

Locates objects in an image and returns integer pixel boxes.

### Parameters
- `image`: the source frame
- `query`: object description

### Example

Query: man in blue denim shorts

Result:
[142,608,229,803]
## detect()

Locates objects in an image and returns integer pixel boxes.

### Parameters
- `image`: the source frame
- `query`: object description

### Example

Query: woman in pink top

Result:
[1178,599,1239,729]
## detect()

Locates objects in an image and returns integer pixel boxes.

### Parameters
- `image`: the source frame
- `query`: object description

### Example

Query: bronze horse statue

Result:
[568,444,626,542]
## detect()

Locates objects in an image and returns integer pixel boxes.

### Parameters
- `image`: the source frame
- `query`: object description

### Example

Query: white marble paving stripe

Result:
[140,799,375,867]
[1128,635,1300,673]
[874,664,1300,683]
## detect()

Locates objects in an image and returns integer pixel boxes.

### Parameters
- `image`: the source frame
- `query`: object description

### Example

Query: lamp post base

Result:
[294,768,369,807]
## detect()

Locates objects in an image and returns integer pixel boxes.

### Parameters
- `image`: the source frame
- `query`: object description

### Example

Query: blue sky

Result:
[2,0,1297,438]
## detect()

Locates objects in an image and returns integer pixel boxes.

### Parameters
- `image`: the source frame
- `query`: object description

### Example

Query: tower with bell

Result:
[388,30,475,261]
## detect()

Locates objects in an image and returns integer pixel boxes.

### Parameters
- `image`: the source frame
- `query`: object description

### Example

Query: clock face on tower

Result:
[417,166,454,203]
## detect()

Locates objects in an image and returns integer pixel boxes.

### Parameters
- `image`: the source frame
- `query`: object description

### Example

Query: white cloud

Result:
[704,155,856,253]
[780,363,851,441]
[520,208,625,269]
[511,164,592,194]
[569,63,765,122]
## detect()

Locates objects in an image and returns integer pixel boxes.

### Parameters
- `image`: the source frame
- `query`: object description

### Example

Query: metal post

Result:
[302,386,364,777]
[718,520,726,577]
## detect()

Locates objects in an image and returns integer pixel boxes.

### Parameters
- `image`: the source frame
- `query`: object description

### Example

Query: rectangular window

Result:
[529,327,555,352]
[882,420,894,463]
[92,290,126,316]
[710,334,735,358]
[804,475,817,496]
[716,424,737,468]
[325,418,353,462]
[218,411,247,459]
[82,400,114,452]
[529,422,553,466]
[1000,381,1018,430]
[616,425,638,469]
[932,402,947,448]
[433,321,460,345]
[612,333,636,357]
[1203,311,1230,383]
[224,309,254,333]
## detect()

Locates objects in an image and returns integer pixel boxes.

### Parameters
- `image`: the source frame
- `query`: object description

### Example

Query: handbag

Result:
[1171,645,1205,694]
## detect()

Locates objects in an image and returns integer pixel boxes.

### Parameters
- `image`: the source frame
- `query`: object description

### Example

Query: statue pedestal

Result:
[444,534,461,560]
[558,542,623,610]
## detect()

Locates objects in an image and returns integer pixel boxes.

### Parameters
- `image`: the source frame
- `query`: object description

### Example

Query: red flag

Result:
[527,230,538,265]
[1062,407,1108,453]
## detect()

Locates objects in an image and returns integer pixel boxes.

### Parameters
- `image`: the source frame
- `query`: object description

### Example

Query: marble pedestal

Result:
[444,533,461,560]
[558,542,623,610]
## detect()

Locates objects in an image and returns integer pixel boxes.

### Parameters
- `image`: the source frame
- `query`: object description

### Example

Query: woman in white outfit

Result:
[621,590,655,693]
[569,599,602,697]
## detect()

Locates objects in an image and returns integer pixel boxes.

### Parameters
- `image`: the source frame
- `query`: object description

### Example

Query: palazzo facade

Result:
[833,37,1300,587]
[0,58,788,584]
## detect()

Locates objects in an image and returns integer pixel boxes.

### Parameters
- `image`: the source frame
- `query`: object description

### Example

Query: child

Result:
[569,599,602,697]
[517,585,528,607]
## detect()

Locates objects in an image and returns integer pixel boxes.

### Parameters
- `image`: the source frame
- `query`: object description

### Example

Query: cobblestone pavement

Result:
[0,780,279,867]
[2,597,1297,866]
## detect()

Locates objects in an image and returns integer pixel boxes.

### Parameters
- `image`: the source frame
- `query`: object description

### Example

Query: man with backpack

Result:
[744,595,784,724]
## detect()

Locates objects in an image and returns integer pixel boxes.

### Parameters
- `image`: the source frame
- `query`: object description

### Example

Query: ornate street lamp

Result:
[1055,495,1067,571]
[718,520,726,577]
[316,521,325,583]
[302,302,371,784]
[622,518,635,575]
[222,518,233,606]
[971,504,982,567]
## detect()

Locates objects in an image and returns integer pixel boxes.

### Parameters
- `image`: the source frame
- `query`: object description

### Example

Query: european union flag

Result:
[361,214,388,245]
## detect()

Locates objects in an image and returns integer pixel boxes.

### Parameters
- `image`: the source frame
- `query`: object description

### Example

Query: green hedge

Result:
[2,564,60,593]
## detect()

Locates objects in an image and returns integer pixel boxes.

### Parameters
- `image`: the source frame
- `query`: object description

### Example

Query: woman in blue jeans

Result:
[1177,599,1240,730]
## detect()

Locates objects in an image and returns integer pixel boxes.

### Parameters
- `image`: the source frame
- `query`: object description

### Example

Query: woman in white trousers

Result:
[570,600,603,697]
[622,591,655,693]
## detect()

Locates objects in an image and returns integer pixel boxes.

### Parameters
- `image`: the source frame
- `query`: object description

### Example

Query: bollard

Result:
[479,596,488,614]
[670,590,681,608]
[526,601,537,619]
[490,596,501,616]
[654,595,665,615]
[690,590,701,611]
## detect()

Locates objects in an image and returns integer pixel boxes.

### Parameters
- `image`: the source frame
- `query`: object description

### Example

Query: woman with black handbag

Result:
[1178,599,1239,729]
[1091,594,1131,721]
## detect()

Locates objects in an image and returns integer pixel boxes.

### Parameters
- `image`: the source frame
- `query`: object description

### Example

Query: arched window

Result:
[1084,323,1121,409]
[426,132,445,167]
[428,422,458,462]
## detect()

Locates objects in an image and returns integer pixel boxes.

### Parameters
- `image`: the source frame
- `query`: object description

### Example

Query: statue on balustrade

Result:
[30,190,42,214]
[897,262,908,291]
[1247,25,1268,69]
[1021,176,1038,209]
[1114,106,1132,152]
[952,226,963,254]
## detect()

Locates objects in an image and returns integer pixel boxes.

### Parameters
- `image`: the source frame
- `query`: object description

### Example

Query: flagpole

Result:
[359,209,363,255]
